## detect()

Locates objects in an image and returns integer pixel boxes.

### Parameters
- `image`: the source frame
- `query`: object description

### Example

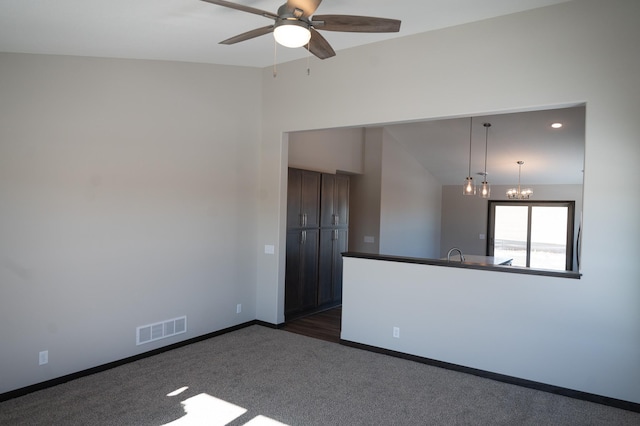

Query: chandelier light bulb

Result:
[463,177,476,195]
[480,181,490,198]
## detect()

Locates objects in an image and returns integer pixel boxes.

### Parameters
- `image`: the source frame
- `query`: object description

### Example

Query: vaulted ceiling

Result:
[1,0,571,68]
[1,1,583,185]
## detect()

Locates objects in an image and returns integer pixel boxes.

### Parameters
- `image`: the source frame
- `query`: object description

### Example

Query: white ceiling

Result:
[1,0,583,186]
[0,0,571,68]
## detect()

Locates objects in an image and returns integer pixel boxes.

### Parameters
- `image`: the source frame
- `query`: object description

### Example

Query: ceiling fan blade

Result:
[312,15,401,33]
[286,0,322,18]
[306,28,335,60]
[219,25,274,45]
[200,0,278,20]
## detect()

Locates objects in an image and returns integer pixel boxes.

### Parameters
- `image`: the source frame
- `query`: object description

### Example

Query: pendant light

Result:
[462,117,476,195]
[479,123,491,198]
[506,161,533,199]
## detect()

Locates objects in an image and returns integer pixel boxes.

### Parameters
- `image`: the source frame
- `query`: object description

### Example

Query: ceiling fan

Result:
[200,0,401,59]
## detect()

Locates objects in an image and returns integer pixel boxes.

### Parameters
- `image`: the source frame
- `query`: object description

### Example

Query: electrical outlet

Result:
[393,327,400,338]
[236,304,242,314]
[39,350,48,365]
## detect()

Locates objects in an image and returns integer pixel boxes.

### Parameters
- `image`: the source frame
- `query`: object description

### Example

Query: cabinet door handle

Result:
[301,230,306,244]
[333,214,339,225]
[333,229,338,240]
[303,213,307,227]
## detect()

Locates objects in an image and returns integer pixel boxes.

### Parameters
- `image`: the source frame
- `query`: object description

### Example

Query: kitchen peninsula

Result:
[339,251,585,414]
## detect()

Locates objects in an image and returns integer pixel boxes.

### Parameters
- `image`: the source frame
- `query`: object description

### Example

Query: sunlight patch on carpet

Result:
[243,415,288,425]
[163,393,246,425]
[167,386,189,397]
[162,392,288,426]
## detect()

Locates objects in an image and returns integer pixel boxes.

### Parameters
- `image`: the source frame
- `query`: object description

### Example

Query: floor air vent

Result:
[136,316,187,345]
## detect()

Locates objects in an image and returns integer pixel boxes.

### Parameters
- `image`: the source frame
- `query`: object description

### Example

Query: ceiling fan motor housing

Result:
[277,3,305,19]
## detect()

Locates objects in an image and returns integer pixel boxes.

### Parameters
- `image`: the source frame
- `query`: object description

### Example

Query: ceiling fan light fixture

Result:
[273,20,311,48]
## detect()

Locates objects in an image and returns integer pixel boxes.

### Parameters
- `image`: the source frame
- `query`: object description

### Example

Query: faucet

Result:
[447,247,465,262]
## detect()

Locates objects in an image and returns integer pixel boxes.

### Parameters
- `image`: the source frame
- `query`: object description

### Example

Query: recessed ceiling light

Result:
[551,122,563,129]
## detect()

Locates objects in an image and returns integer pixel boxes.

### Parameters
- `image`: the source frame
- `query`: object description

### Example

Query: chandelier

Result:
[506,161,533,199]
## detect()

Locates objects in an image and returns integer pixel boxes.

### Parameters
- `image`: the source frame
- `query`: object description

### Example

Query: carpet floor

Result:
[1,325,638,425]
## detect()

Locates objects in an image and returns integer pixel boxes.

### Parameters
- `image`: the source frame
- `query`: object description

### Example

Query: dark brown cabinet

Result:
[285,168,349,319]
[287,168,320,230]
[318,228,348,306]
[285,229,319,313]
[320,173,349,228]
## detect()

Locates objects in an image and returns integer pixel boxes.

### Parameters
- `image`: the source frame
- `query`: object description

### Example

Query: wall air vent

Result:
[136,316,187,345]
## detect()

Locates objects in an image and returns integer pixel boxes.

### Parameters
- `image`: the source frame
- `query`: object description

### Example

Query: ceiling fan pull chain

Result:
[273,38,278,78]
[307,44,311,76]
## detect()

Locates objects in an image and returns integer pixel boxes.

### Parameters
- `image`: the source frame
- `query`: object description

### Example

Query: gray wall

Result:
[258,0,640,403]
[0,54,262,393]
[349,129,383,254]
[379,129,441,258]
[288,127,364,174]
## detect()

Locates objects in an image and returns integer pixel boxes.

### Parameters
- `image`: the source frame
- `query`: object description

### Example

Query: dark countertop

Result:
[342,252,581,279]
[440,255,512,266]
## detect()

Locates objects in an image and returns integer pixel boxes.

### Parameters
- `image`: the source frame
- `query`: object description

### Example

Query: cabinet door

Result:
[287,168,320,229]
[285,229,319,315]
[331,228,348,304]
[318,228,348,305]
[320,174,336,227]
[317,229,334,305]
[287,169,302,229]
[300,229,320,310]
[321,173,349,227]
[334,174,350,227]
[285,231,302,314]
